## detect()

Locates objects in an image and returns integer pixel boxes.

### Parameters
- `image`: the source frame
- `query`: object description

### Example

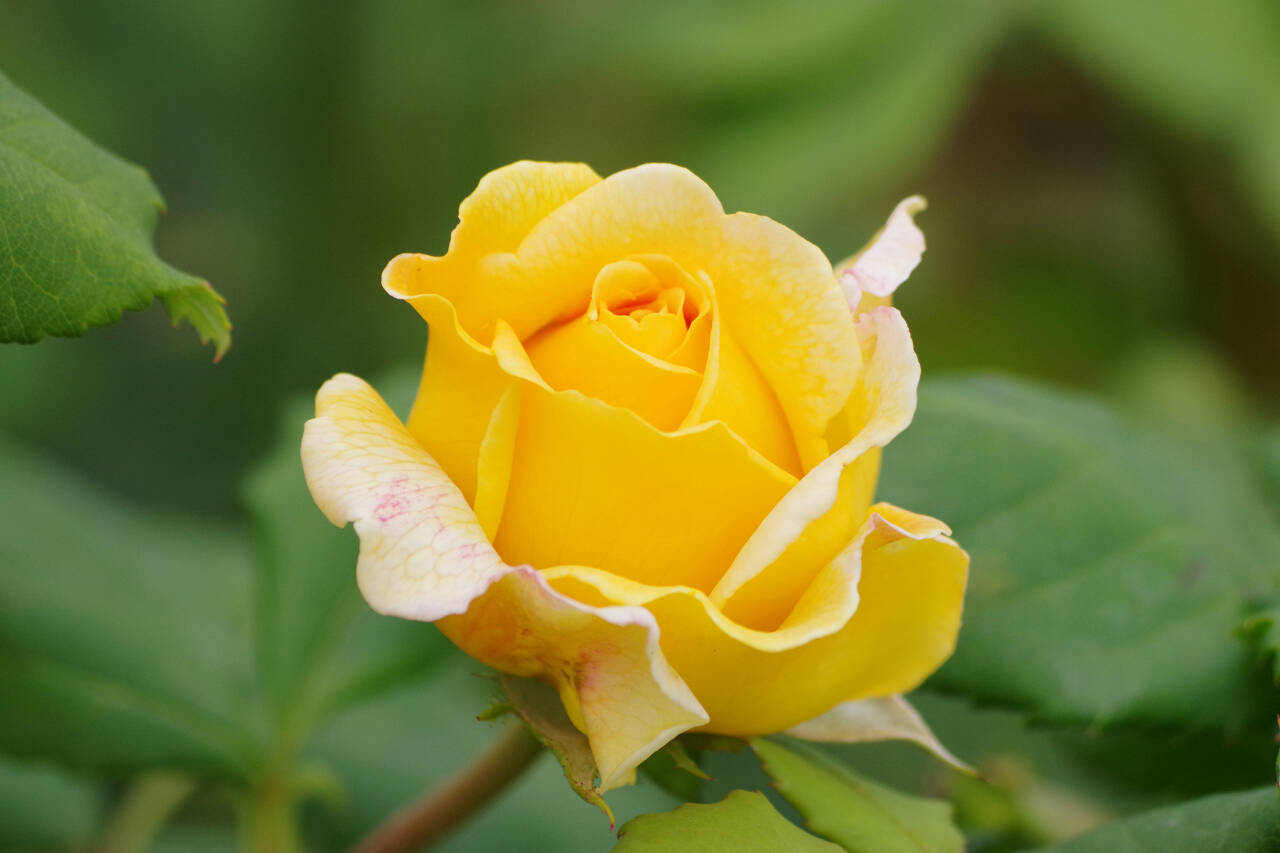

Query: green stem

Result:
[95,772,196,853]
[347,723,544,853]
[243,768,302,853]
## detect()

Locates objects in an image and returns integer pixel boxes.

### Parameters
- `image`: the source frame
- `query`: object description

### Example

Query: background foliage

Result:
[0,0,1277,850]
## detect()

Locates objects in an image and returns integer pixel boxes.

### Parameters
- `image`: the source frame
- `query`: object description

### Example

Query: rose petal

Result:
[300,373,707,789]
[836,196,927,310]
[786,694,973,774]
[485,326,797,592]
[384,163,860,474]
[543,502,967,735]
[710,306,920,627]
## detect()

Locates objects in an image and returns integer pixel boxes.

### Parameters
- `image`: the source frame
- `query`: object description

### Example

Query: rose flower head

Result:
[301,162,968,790]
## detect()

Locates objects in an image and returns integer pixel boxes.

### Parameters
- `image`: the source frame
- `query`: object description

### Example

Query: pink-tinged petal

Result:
[837,196,927,310]
[300,373,707,788]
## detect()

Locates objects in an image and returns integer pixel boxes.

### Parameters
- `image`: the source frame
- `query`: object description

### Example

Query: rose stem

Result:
[347,722,544,853]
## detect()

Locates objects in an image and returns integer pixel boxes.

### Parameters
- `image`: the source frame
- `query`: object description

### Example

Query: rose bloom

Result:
[302,163,967,789]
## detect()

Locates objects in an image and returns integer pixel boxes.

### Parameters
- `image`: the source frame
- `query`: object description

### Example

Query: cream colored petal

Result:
[300,373,707,787]
[786,694,973,774]
[711,306,920,611]
[835,196,927,310]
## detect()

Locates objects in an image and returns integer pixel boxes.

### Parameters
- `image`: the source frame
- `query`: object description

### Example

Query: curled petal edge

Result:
[544,504,966,734]
[837,196,927,309]
[712,305,921,608]
[300,373,708,789]
[786,694,974,775]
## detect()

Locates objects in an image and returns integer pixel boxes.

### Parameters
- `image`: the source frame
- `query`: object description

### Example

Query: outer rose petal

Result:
[300,373,707,789]
[836,196,927,311]
[711,306,920,628]
[543,502,967,735]
[786,694,971,773]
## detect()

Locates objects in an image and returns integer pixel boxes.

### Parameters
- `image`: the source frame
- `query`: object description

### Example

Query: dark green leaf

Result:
[881,377,1280,734]
[1030,786,1280,852]
[751,738,963,853]
[0,435,260,777]
[0,70,229,355]
[612,790,842,853]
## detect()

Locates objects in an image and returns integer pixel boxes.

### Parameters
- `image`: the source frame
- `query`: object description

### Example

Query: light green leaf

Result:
[0,69,229,356]
[612,790,842,853]
[1029,787,1280,852]
[245,368,451,742]
[880,377,1280,734]
[751,738,964,853]
[0,435,260,777]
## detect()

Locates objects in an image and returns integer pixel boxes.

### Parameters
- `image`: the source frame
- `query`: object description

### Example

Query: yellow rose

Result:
[301,162,967,790]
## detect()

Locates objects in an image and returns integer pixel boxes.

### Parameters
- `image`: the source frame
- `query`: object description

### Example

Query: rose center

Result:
[589,256,709,363]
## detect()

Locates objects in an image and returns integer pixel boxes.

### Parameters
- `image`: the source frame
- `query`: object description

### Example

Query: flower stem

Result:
[348,722,544,853]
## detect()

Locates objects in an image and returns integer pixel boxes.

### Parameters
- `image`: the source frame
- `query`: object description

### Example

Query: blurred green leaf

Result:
[697,1,1012,228]
[1258,429,1280,520]
[1037,0,1280,241]
[0,755,101,849]
[612,789,841,853]
[0,435,260,777]
[881,377,1280,734]
[1028,786,1280,852]
[751,738,963,853]
[244,368,451,748]
[0,69,229,356]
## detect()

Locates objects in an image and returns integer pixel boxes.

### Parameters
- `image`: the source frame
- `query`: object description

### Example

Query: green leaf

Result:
[880,377,1280,734]
[1257,428,1280,520]
[0,755,101,849]
[612,790,842,853]
[0,69,229,356]
[0,435,260,777]
[245,368,451,743]
[1241,608,1280,685]
[1029,787,1280,852]
[500,673,612,822]
[751,738,964,853]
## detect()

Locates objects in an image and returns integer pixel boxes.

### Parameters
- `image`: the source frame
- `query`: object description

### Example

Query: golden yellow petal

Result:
[543,502,968,735]
[710,306,920,626]
[383,164,862,469]
[493,378,797,592]
[403,294,516,505]
[523,313,702,432]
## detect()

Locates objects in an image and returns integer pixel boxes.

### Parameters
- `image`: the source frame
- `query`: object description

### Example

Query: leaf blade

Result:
[0,70,229,355]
